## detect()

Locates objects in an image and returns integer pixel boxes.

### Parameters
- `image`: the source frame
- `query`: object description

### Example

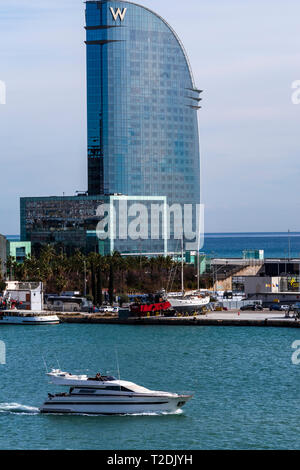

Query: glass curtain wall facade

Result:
[86,0,201,211]
[20,196,110,256]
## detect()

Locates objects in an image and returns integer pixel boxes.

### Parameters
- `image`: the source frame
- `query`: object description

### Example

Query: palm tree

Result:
[5,256,15,280]
[69,250,86,294]
[97,263,103,306]
[87,252,102,303]
[108,261,114,305]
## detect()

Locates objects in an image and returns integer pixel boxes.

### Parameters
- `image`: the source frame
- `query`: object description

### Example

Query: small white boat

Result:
[168,294,210,312]
[40,369,193,415]
[0,310,60,325]
[166,239,211,312]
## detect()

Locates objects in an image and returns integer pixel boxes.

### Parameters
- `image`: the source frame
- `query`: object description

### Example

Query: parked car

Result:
[280,305,290,311]
[100,306,113,313]
[269,303,283,311]
[240,304,263,311]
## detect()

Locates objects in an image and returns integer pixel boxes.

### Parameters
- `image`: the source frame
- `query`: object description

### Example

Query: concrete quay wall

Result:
[57,313,300,328]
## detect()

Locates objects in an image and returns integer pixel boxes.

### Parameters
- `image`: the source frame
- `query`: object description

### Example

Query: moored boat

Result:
[0,310,60,325]
[168,294,210,312]
[130,300,171,316]
[166,238,211,312]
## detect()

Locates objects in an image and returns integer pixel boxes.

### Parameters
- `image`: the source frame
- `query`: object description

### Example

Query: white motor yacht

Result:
[40,369,192,415]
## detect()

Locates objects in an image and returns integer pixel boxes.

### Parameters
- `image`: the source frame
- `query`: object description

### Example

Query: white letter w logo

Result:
[110,7,127,21]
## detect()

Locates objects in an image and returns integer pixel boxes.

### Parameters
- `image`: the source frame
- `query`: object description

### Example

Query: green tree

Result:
[108,259,114,305]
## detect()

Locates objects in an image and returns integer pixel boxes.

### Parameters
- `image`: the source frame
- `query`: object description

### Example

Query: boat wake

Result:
[125,409,184,417]
[41,409,184,417]
[74,409,184,417]
[0,402,40,415]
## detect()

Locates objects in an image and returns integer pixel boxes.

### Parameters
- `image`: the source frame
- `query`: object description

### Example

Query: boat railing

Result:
[0,311,57,317]
[87,375,116,382]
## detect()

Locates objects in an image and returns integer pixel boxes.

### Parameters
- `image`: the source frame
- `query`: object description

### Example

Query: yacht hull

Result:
[168,298,210,312]
[0,315,60,325]
[40,395,191,415]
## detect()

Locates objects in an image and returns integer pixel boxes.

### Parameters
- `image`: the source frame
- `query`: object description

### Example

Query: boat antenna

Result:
[42,355,49,374]
[55,354,61,371]
[115,348,121,391]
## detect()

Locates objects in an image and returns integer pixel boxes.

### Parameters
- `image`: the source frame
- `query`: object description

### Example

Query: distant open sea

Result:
[7,233,300,259]
[202,232,300,259]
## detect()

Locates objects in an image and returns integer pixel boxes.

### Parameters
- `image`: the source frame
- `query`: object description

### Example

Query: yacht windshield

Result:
[118,381,151,393]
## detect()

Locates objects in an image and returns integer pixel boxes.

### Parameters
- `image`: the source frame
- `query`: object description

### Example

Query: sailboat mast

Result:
[181,237,184,294]
[197,250,200,291]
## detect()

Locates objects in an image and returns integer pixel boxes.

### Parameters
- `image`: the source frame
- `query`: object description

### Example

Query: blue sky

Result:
[1,0,300,234]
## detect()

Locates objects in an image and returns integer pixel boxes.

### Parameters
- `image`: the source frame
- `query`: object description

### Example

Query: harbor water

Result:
[0,323,299,450]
